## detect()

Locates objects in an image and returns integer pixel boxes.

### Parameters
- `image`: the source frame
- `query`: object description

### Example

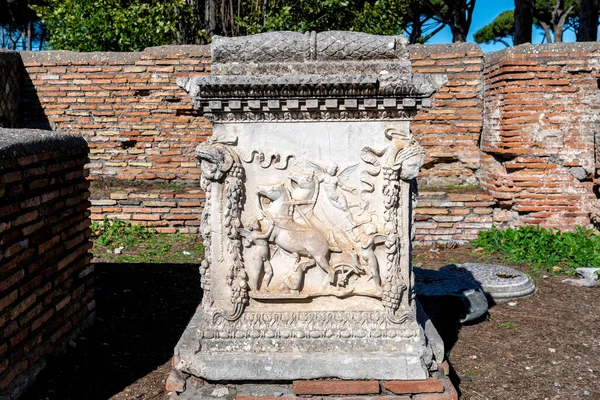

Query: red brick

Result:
[413,377,458,400]
[237,397,298,400]
[384,379,443,395]
[292,380,380,395]
[165,370,187,393]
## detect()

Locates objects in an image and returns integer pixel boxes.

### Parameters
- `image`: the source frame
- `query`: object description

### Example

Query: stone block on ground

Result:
[562,268,600,288]
[440,263,536,302]
[414,267,488,323]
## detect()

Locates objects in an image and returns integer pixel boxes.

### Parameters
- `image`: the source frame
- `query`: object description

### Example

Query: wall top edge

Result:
[409,42,483,56]
[0,129,87,159]
[485,42,600,63]
[13,42,481,64]
[19,44,211,63]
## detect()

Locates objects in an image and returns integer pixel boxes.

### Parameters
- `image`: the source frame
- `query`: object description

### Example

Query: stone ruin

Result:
[171,31,451,397]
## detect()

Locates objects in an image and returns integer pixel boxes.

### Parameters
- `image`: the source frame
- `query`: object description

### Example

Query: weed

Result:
[446,257,461,264]
[472,226,600,273]
[443,184,480,190]
[498,321,520,329]
[91,217,153,247]
[155,182,185,192]
[465,369,475,377]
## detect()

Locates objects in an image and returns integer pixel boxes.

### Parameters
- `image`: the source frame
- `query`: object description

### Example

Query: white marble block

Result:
[174,31,447,381]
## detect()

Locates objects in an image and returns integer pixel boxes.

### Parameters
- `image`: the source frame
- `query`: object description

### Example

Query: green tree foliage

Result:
[418,0,477,42]
[474,10,514,47]
[32,0,204,52]
[238,0,409,35]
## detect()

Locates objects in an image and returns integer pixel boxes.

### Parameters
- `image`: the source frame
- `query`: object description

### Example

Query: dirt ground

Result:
[21,244,600,400]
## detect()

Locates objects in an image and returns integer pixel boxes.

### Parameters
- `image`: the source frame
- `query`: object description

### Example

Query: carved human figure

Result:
[241,217,274,292]
[295,162,360,251]
[309,161,358,215]
[351,223,385,287]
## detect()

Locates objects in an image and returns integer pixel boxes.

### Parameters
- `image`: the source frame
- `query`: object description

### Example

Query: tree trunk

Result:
[204,0,218,37]
[27,21,32,50]
[514,0,534,45]
[451,2,466,42]
[539,21,554,42]
[419,0,475,43]
[578,0,599,41]
[38,26,46,51]
[408,2,423,44]
[553,23,564,42]
[552,4,573,43]
[451,0,475,43]
[451,28,467,42]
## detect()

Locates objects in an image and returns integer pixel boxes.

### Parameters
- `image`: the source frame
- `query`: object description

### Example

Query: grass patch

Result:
[473,226,600,273]
[91,217,203,263]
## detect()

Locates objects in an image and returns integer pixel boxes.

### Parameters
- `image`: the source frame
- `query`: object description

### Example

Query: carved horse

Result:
[257,183,335,285]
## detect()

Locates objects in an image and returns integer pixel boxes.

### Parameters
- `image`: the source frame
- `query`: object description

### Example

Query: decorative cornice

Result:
[195,99,427,122]
[178,73,447,122]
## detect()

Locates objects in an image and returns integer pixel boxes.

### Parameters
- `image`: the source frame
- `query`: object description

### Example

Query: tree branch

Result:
[539,21,553,42]
[498,38,511,47]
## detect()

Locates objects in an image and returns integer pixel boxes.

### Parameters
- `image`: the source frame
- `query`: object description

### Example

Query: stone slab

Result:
[439,263,536,302]
[414,267,488,323]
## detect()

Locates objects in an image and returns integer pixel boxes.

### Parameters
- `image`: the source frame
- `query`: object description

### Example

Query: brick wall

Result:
[0,129,94,399]
[13,42,600,237]
[481,43,600,229]
[90,187,204,233]
[415,190,494,244]
[18,44,483,189]
[19,45,211,182]
[410,43,483,188]
[0,50,22,128]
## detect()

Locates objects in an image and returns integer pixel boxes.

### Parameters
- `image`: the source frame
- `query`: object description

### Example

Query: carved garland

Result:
[199,175,213,304]
[220,162,248,321]
[381,165,410,323]
[362,128,425,324]
[196,137,249,322]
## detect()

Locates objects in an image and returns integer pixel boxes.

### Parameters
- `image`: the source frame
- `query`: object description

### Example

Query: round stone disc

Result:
[440,263,536,302]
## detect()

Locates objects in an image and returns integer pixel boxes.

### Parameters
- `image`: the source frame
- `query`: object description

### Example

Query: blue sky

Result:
[427,0,578,52]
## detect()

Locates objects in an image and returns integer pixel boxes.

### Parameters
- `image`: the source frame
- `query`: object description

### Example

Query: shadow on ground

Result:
[21,263,201,400]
